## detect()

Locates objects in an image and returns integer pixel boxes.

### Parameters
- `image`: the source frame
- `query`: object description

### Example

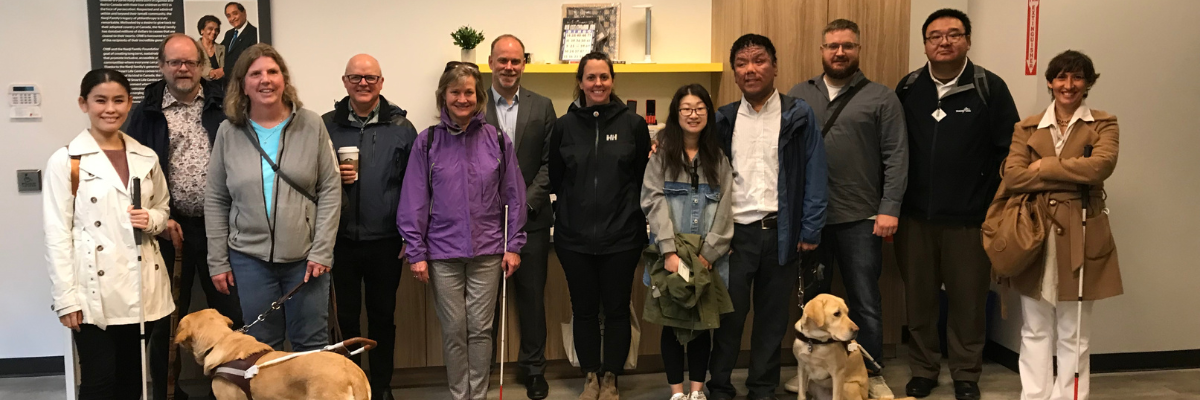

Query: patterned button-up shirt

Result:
[162,87,211,217]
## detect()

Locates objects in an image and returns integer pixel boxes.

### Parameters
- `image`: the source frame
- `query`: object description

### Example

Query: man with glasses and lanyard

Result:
[893,9,1019,400]
[322,54,418,400]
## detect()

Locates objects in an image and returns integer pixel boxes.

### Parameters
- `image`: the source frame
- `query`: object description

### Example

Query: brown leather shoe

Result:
[578,372,601,400]
[598,372,619,400]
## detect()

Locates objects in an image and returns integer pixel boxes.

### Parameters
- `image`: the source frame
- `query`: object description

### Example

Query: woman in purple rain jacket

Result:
[396,62,527,400]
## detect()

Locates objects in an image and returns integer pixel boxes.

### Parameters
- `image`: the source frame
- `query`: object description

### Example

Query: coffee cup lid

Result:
[337,147,359,153]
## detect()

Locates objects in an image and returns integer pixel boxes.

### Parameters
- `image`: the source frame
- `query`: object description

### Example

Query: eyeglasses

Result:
[925,32,966,44]
[444,61,481,73]
[821,42,860,52]
[679,107,708,116]
[165,59,201,69]
[344,74,382,84]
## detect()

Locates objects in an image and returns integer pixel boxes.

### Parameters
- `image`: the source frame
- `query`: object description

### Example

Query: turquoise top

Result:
[250,116,291,218]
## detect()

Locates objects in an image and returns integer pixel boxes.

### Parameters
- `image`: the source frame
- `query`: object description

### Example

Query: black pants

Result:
[77,318,168,400]
[662,328,711,385]
[492,227,551,376]
[708,224,798,399]
[556,245,641,375]
[150,215,242,400]
[332,236,405,393]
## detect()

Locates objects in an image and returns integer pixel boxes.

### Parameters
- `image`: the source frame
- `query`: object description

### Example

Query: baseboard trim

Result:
[985,340,1200,374]
[0,356,64,377]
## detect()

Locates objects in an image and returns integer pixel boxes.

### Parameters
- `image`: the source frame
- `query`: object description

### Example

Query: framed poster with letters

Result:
[562,3,620,60]
[560,17,598,62]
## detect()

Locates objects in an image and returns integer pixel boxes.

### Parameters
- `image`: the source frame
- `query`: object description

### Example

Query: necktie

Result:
[230,29,239,44]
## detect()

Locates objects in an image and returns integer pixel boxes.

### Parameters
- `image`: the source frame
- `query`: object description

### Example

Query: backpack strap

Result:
[70,156,81,197]
[973,64,990,106]
[897,68,922,102]
[425,125,437,211]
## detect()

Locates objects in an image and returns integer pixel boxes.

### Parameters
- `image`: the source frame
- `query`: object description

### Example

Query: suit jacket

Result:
[220,22,258,71]
[485,88,557,231]
[201,42,225,78]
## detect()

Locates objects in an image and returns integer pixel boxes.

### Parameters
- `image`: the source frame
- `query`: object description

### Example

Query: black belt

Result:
[739,213,778,230]
[171,214,205,224]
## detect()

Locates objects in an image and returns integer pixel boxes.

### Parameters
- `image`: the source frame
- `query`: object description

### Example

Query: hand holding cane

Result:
[1074,144,1093,400]
[131,178,150,400]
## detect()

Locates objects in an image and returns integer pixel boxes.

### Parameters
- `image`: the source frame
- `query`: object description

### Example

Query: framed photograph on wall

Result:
[87,0,273,102]
[562,3,620,60]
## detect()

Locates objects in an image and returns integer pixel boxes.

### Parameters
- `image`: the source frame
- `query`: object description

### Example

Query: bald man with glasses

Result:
[322,54,418,400]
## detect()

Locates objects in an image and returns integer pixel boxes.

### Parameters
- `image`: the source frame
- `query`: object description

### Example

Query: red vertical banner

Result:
[1025,0,1041,75]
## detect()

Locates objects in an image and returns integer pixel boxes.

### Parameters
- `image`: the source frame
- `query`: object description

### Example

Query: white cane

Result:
[500,204,509,400]
[1073,145,1093,400]
[132,177,149,400]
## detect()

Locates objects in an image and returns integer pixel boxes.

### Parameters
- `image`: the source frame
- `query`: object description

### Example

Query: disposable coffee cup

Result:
[337,146,359,181]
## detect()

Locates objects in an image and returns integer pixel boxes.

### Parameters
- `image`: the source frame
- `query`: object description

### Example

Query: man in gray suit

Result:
[486,34,556,400]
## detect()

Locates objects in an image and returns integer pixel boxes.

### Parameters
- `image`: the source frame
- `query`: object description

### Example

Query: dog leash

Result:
[238,281,307,334]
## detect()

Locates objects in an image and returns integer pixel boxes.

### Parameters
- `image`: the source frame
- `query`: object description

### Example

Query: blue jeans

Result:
[805,219,884,373]
[229,249,330,351]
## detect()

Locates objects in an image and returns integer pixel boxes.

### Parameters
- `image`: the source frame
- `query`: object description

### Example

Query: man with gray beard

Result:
[125,33,241,400]
[786,18,908,400]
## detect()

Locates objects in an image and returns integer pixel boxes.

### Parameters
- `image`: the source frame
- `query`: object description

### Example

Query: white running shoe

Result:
[689,391,707,400]
[669,393,687,400]
[784,374,801,393]
[868,375,895,399]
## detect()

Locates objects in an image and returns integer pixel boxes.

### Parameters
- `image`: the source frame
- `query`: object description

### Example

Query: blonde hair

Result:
[223,43,303,126]
[435,63,487,117]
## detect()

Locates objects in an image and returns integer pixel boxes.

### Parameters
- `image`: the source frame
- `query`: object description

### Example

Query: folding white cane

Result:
[132,177,149,400]
[500,204,510,400]
[1074,144,1093,400]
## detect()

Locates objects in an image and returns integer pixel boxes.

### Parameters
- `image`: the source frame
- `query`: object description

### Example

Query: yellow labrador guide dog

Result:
[176,309,372,400]
[794,294,913,400]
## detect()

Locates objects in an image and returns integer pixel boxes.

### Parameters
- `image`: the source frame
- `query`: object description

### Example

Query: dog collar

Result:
[797,332,850,352]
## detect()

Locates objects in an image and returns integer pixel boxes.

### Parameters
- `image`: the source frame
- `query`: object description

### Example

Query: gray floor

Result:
[5,361,1199,400]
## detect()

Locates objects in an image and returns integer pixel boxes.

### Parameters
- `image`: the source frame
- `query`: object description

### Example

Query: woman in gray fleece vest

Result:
[205,44,341,351]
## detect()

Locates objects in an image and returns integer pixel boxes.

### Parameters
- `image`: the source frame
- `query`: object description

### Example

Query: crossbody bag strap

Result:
[240,126,317,203]
[821,78,871,137]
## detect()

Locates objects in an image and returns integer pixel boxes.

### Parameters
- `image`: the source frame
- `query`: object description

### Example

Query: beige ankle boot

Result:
[598,371,619,400]
[578,372,601,400]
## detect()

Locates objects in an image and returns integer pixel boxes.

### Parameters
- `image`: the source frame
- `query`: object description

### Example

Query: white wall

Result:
[0,0,711,361]
[272,0,712,126]
[0,1,93,359]
[911,0,1200,355]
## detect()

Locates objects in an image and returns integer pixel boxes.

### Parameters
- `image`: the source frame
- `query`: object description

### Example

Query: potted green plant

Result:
[451,25,485,63]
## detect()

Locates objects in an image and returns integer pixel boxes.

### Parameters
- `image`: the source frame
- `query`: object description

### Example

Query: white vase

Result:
[461,48,476,63]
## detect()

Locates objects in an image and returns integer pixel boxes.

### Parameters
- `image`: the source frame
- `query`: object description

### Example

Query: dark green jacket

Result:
[642,233,734,344]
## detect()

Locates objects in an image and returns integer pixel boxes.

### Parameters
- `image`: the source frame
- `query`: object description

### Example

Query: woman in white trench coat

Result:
[44,69,174,400]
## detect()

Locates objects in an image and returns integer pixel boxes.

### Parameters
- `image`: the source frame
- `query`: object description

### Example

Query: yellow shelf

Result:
[477,63,723,74]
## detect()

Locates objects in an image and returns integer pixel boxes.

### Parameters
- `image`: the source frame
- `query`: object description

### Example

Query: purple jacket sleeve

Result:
[398,128,432,263]
[500,130,528,253]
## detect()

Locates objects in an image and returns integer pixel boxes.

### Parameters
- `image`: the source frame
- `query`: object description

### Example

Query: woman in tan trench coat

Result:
[999,50,1120,400]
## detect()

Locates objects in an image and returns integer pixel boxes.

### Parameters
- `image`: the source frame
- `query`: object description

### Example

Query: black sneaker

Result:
[905,377,938,398]
[525,374,549,399]
[953,380,980,400]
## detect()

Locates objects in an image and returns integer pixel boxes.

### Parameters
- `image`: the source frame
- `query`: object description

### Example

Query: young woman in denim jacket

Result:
[640,84,735,400]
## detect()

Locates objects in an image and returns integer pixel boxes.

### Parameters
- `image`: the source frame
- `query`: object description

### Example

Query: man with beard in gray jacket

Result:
[787,19,908,400]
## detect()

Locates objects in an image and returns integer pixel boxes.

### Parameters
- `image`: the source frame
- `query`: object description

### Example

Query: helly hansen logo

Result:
[956,107,972,113]
[606,134,618,141]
